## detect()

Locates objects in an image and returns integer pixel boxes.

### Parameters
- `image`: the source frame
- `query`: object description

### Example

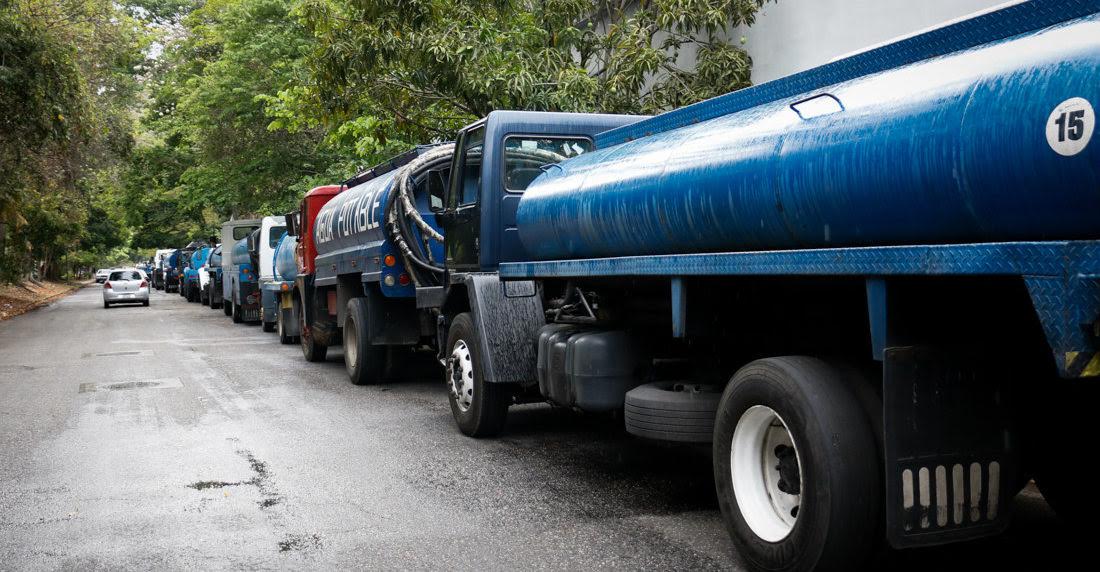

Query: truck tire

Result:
[713,357,881,572]
[624,382,722,443]
[231,298,243,324]
[445,312,511,437]
[299,296,328,362]
[222,294,232,315]
[344,298,384,385]
[200,286,209,306]
[262,320,275,333]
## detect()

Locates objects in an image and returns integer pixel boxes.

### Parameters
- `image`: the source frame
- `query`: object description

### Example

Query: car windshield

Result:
[109,270,142,281]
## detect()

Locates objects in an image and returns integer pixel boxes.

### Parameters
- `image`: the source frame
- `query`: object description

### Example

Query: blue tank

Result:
[231,238,249,265]
[517,12,1100,260]
[274,233,297,283]
[313,146,447,296]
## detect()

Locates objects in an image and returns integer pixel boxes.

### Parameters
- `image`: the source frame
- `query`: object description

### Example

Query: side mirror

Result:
[284,211,299,236]
[246,231,257,254]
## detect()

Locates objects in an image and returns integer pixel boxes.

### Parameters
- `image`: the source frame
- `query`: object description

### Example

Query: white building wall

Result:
[738,0,1012,83]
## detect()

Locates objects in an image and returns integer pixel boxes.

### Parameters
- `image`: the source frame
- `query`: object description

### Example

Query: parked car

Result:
[95,268,111,283]
[102,268,150,308]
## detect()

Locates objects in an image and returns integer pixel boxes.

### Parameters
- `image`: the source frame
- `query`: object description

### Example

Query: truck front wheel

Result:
[445,312,510,437]
[713,357,881,572]
[222,292,232,315]
[344,298,384,385]
[231,297,243,324]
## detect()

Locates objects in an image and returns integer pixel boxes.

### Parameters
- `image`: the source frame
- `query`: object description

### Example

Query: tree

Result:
[278,0,771,143]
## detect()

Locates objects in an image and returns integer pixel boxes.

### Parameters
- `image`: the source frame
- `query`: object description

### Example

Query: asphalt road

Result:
[0,285,1084,570]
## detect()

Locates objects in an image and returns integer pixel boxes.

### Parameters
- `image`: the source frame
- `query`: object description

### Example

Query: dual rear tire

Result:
[343,298,384,385]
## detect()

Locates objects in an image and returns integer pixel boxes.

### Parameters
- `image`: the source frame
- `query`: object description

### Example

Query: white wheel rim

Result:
[447,340,474,412]
[731,405,802,542]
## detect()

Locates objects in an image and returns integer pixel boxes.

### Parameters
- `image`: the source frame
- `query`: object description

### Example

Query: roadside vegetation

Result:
[2,0,770,282]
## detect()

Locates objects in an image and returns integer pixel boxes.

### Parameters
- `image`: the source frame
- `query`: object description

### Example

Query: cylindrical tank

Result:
[231,237,250,267]
[274,234,298,282]
[517,14,1100,260]
[314,171,397,257]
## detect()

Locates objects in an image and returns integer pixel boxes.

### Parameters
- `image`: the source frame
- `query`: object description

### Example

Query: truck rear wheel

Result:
[445,312,510,437]
[713,357,881,572]
[344,298,384,385]
[299,296,328,362]
[231,298,243,324]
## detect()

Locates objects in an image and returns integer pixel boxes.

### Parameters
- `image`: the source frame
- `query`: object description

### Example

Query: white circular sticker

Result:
[1046,97,1095,157]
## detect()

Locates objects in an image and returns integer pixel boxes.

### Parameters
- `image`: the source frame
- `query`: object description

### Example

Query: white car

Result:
[95,268,111,283]
[103,268,150,308]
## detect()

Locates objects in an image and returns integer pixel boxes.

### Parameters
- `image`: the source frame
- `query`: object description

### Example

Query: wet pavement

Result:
[0,285,1084,570]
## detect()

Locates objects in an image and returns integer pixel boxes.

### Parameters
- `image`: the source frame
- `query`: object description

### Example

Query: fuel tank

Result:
[517,12,1100,260]
[274,234,297,282]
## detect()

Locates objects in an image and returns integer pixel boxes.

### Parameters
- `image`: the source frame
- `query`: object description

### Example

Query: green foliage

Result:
[3,0,771,282]
[1,0,147,281]
[285,0,770,142]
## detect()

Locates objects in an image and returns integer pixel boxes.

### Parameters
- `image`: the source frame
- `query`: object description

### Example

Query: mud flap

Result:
[884,346,1018,548]
[464,273,543,385]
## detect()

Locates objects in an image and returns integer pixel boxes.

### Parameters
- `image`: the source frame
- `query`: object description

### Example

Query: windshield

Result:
[109,270,142,281]
[503,136,593,192]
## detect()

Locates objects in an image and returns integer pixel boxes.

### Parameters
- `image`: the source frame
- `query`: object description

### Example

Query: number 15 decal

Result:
[1046,97,1095,157]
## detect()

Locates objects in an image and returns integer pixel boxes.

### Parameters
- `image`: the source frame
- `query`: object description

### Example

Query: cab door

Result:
[441,122,486,271]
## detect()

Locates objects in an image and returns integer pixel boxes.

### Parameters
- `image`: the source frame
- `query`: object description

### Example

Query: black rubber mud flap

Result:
[463,273,543,385]
[883,346,1018,548]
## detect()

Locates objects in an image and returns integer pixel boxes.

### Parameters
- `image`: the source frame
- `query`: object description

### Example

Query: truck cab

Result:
[432,112,643,421]
[437,111,638,271]
[256,215,287,332]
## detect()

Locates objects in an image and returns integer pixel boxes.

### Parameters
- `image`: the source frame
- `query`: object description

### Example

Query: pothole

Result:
[79,377,182,393]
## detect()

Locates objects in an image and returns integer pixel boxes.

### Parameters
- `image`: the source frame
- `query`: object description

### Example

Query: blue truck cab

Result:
[228,233,260,323]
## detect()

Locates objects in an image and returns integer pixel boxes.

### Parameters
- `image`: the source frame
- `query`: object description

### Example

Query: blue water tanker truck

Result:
[219,218,261,316]
[228,232,260,324]
[288,145,455,382]
[268,232,298,344]
[183,245,210,303]
[429,2,1100,569]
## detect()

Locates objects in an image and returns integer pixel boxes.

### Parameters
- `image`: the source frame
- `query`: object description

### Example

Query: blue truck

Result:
[227,233,261,323]
[219,219,262,316]
[423,3,1100,569]
[268,232,298,344]
[182,245,210,303]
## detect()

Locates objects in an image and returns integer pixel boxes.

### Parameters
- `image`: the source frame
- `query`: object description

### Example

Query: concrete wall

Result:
[739,0,1011,83]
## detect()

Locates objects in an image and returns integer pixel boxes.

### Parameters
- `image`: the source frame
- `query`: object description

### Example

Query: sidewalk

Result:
[0,280,87,321]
